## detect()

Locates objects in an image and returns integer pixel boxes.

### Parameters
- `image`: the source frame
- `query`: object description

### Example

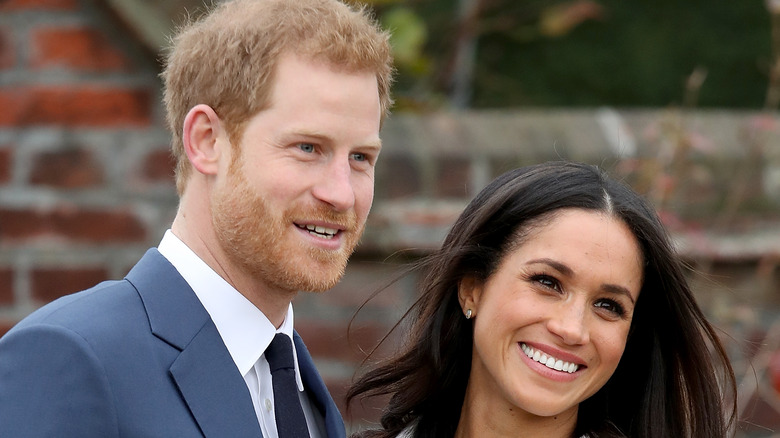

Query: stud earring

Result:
[465,309,473,319]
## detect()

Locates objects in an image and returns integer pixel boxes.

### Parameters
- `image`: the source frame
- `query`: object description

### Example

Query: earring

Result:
[465,309,473,319]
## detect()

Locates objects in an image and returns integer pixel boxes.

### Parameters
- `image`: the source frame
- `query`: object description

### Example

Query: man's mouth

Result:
[296,223,339,239]
[521,343,581,374]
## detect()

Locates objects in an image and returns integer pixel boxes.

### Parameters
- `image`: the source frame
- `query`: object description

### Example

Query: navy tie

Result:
[265,333,311,438]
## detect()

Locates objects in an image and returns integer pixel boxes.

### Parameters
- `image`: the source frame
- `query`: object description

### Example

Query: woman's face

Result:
[459,208,643,422]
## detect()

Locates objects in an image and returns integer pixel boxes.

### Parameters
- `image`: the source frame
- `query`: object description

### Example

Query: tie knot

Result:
[266,333,295,372]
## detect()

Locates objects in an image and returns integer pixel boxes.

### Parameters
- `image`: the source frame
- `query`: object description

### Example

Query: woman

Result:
[347,161,736,437]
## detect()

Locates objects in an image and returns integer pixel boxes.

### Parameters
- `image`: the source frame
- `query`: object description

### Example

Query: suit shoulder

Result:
[9,279,144,338]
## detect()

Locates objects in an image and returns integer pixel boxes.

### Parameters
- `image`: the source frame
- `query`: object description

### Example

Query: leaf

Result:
[383,7,427,63]
[539,0,605,38]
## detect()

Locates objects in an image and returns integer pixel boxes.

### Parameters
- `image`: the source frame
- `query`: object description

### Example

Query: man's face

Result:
[211,52,382,293]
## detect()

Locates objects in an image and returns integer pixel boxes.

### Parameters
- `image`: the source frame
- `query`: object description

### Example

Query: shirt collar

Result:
[158,230,304,390]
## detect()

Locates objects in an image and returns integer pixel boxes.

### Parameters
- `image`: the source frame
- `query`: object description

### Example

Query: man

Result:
[0,0,393,436]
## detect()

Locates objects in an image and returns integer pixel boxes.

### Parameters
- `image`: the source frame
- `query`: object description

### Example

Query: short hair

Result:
[348,161,736,438]
[162,0,394,194]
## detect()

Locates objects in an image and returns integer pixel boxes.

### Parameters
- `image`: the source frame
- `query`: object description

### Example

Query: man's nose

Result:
[311,157,355,212]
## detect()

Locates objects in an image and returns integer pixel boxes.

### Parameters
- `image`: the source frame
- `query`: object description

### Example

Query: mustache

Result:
[290,206,359,230]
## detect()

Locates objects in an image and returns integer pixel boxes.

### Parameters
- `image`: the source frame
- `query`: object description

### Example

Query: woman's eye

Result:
[298,143,315,153]
[594,300,625,317]
[532,275,560,292]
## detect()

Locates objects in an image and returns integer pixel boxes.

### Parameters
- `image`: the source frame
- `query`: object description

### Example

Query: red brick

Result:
[0,0,77,10]
[296,321,395,362]
[31,27,130,72]
[0,206,147,243]
[0,28,15,70]
[52,207,147,242]
[0,320,16,337]
[0,209,46,240]
[0,147,11,183]
[31,267,109,303]
[0,268,13,305]
[141,149,176,183]
[320,261,408,309]
[0,86,151,127]
[29,148,104,188]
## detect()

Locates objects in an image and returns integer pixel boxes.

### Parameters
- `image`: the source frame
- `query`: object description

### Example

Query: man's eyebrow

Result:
[525,258,636,304]
[363,139,383,150]
[287,129,382,149]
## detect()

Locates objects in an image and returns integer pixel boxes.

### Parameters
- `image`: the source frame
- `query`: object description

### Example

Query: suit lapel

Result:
[293,332,346,438]
[170,323,261,438]
[127,249,262,438]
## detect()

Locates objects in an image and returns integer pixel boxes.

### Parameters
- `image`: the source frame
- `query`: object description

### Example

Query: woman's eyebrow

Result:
[601,284,636,305]
[526,258,573,276]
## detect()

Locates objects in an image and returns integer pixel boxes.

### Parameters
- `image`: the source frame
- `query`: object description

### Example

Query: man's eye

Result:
[299,143,315,153]
[351,152,367,162]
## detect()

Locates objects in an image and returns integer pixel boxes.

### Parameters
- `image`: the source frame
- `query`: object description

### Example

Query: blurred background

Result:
[0,0,778,435]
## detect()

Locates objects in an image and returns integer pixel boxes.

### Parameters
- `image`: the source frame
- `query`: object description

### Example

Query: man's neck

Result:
[170,214,296,328]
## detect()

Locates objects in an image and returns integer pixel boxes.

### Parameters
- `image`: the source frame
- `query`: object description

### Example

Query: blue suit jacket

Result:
[0,249,346,437]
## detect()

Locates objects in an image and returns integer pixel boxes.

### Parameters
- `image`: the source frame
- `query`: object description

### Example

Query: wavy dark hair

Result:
[347,161,736,438]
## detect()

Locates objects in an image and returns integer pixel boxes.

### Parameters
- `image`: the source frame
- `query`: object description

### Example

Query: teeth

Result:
[300,224,338,239]
[521,343,579,374]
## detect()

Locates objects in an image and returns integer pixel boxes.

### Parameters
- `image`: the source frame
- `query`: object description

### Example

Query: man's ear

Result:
[458,276,482,317]
[182,104,225,176]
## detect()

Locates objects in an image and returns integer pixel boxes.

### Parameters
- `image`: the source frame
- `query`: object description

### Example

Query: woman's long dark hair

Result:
[347,161,736,438]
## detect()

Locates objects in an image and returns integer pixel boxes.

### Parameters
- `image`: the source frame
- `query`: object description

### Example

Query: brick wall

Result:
[1,0,780,435]
[0,0,173,317]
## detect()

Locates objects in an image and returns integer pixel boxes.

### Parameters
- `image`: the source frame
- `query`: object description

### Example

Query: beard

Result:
[211,168,364,293]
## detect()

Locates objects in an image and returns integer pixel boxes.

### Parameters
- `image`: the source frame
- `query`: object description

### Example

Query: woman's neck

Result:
[454,385,578,438]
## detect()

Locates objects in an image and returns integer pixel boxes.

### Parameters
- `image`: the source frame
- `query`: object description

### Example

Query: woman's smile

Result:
[520,342,581,374]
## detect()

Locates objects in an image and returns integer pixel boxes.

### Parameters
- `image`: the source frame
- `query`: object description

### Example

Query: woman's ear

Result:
[182,104,226,176]
[458,276,482,318]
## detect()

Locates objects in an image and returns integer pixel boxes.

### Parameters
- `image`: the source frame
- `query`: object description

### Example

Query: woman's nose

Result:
[546,301,590,346]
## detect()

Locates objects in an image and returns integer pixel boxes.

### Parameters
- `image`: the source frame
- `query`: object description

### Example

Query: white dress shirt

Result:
[158,230,325,438]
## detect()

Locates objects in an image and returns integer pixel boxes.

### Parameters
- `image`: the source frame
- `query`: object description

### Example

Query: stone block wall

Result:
[1,0,780,435]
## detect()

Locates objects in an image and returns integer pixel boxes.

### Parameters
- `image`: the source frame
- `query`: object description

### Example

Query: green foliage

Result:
[382,7,430,75]
[363,0,773,110]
